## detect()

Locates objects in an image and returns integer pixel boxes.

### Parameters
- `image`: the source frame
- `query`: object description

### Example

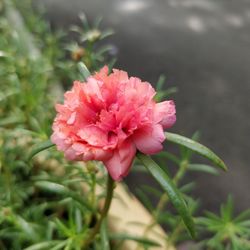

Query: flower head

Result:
[51,66,176,180]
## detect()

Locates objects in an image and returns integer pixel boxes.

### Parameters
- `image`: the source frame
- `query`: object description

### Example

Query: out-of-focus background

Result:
[36,0,250,213]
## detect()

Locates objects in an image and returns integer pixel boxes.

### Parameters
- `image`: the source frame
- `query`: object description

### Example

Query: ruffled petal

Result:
[133,124,165,154]
[154,100,176,129]
[64,146,78,161]
[77,125,108,147]
[112,69,129,82]
[94,65,109,81]
[103,139,136,181]
[51,132,68,151]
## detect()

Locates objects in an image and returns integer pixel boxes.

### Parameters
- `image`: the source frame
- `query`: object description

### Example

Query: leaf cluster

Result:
[0,1,114,249]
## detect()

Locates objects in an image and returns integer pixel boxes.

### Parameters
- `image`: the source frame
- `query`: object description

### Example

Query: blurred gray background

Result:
[36,0,250,213]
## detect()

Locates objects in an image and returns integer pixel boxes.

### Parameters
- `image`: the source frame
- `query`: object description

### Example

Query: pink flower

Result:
[51,66,176,181]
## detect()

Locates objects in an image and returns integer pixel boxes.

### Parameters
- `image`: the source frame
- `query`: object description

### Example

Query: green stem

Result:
[83,174,114,249]
[168,219,184,244]
[90,173,96,208]
[173,160,188,185]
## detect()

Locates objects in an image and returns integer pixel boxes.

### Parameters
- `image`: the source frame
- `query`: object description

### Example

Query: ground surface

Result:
[37,0,250,212]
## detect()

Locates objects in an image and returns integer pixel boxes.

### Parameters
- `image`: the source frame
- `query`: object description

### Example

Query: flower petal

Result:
[51,132,69,151]
[133,124,165,154]
[103,139,136,181]
[64,146,78,161]
[154,100,176,129]
[77,125,108,147]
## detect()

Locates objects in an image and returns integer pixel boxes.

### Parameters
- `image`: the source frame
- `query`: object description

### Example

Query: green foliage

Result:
[63,12,115,81]
[196,196,250,250]
[134,128,250,249]
[134,130,228,247]
[1,1,249,250]
[137,153,195,238]
[0,1,112,249]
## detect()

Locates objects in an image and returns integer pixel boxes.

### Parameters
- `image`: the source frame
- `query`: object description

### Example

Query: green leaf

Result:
[220,195,233,221]
[78,62,90,81]
[108,58,117,72]
[24,241,63,250]
[137,153,196,238]
[234,209,250,223]
[79,12,89,29]
[35,181,93,212]
[165,132,227,171]
[0,116,24,127]
[156,74,166,91]
[35,181,69,194]
[109,233,161,247]
[100,29,114,40]
[96,45,113,57]
[94,16,103,29]
[50,241,68,250]
[16,216,38,240]
[157,151,181,165]
[75,208,82,233]
[179,182,196,193]
[27,140,54,161]
[188,164,219,175]
[100,218,110,250]
[180,131,201,160]
[155,87,178,102]
[54,218,71,237]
